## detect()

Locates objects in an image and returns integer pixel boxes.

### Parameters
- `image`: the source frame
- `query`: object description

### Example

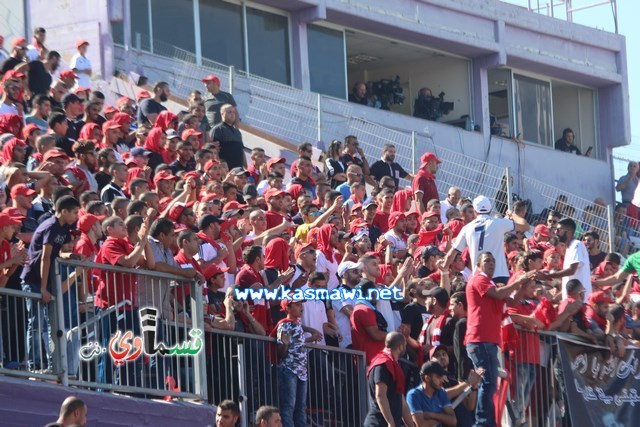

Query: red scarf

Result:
[418,313,449,366]
[316,224,335,263]
[391,189,412,213]
[65,165,90,193]
[367,348,405,394]
[264,237,290,272]
[197,231,221,250]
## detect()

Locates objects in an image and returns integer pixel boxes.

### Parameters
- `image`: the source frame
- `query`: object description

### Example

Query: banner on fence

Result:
[557,336,640,427]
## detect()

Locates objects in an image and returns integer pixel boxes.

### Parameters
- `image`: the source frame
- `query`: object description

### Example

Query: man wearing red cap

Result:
[0,212,27,289]
[413,152,442,215]
[525,224,551,252]
[70,40,91,89]
[168,201,197,231]
[74,213,104,260]
[153,170,178,199]
[384,211,409,260]
[0,37,27,77]
[8,183,38,239]
[59,70,79,91]
[257,157,287,195]
[264,188,287,230]
[202,74,236,127]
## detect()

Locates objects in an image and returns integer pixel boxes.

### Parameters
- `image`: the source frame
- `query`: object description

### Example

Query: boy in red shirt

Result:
[350,279,388,365]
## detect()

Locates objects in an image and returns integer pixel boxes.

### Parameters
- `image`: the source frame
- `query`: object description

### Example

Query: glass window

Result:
[246,7,290,85]
[199,0,244,69]
[488,68,513,138]
[131,0,151,51]
[514,74,552,147]
[151,0,195,54]
[112,21,124,45]
[308,25,346,99]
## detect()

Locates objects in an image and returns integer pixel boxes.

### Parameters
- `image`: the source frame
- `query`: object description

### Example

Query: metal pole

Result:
[191,280,208,402]
[505,167,513,212]
[237,341,248,427]
[193,0,202,66]
[54,263,69,387]
[229,66,235,95]
[317,93,322,142]
[411,131,417,175]
[123,0,131,72]
[607,204,615,252]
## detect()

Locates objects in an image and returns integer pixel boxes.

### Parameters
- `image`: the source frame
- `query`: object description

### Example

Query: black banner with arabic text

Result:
[557,336,640,427]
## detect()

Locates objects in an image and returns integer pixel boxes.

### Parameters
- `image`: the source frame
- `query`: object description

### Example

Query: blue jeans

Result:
[278,365,307,427]
[467,342,499,427]
[22,282,52,371]
[513,363,537,421]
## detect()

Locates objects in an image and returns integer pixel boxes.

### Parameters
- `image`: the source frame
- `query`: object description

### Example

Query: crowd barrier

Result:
[0,258,369,427]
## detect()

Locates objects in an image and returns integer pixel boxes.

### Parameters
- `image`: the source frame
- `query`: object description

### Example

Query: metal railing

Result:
[114,33,617,251]
[0,257,369,427]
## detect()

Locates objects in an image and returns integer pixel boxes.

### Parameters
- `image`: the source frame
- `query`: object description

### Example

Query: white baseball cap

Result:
[473,195,492,214]
[337,261,363,277]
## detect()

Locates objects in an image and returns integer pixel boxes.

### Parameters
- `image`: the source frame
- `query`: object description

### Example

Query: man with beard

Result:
[137,81,169,125]
[202,74,236,127]
[369,144,413,188]
[538,218,591,299]
[407,360,457,427]
[0,38,27,76]
[364,332,413,427]
[0,78,22,115]
[27,50,60,97]
[64,141,99,193]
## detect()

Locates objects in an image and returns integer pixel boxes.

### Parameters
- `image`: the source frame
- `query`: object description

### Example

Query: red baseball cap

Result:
[102,120,120,133]
[201,75,221,85]
[534,224,551,237]
[182,129,202,140]
[116,96,132,107]
[2,69,26,82]
[73,87,91,95]
[136,90,151,101]
[204,159,220,172]
[76,39,89,49]
[266,157,286,169]
[203,263,229,281]
[294,243,315,260]
[168,201,195,221]
[388,211,407,229]
[60,70,79,80]
[153,170,178,185]
[0,213,21,228]
[10,183,37,199]
[200,193,219,203]
[281,299,305,311]
[78,213,107,233]
[223,201,248,211]
[22,123,40,140]
[2,207,27,220]
[419,152,442,168]
[264,188,285,202]
[12,37,27,48]
[422,209,439,220]
[588,291,614,306]
[103,105,118,115]
[113,112,132,125]
[43,150,69,162]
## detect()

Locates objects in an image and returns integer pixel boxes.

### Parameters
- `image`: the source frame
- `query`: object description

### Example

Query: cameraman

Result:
[413,88,437,120]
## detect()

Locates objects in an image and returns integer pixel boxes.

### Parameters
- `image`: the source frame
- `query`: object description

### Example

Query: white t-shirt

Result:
[453,215,515,278]
[384,230,408,254]
[331,284,357,348]
[0,102,19,115]
[562,238,592,299]
[300,285,328,346]
[196,241,232,291]
[315,250,339,290]
[69,53,92,88]
[440,199,460,224]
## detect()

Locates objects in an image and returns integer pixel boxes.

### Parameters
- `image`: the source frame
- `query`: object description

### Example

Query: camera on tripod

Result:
[369,75,405,110]
[413,90,454,121]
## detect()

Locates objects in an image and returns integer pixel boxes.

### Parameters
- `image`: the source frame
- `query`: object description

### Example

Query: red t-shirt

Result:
[236,263,272,333]
[373,211,390,233]
[350,304,385,365]
[174,250,204,303]
[412,171,439,207]
[74,234,99,260]
[465,271,504,345]
[507,301,540,364]
[265,210,285,230]
[0,240,11,265]
[94,237,136,311]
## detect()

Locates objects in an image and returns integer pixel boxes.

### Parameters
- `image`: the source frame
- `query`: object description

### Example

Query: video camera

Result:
[369,76,405,110]
[413,91,454,121]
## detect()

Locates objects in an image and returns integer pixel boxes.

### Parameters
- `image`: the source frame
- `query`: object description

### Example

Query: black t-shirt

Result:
[55,135,75,157]
[66,118,84,141]
[137,98,166,124]
[27,60,52,96]
[341,153,365,169]
[417,265,434,278]
[0,57,21,75]
[401,302,428,339]
[364,364,403,427]
[169,158,196,176]
[453,317,472,381]
[94,171,112,192]
[589,251,607,271]
[211,122,245,169]
[204,91,236,127]
[368,224,382,247]
[21,215,71,290]
[369,160,409,188]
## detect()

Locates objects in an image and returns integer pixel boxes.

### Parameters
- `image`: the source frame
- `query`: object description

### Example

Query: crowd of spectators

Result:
[1,29,640,427]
